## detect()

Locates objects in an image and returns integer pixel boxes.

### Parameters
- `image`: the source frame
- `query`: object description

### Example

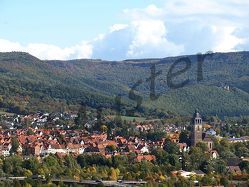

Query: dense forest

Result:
[0,51,249,117]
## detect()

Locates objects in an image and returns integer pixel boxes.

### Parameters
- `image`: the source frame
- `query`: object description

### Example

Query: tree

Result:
[106,145,116,153]
[167,154,181,169]
[220,176,229,186]
[22,157,40,174]
[189,147,208,170]
[10,137,20,154]
[75,103,87,128]
[43,154,64,177]
[147,131,166,141]
[23,169,33,177]
[196,142,208,152]
[27,129,34,135]
[109,167,117,180]
[96,107,103,131]
[3,155,23,176]
[164,141,179,154]
[179,130,191,146]
[239,161,249,173]
[175,176,192,187]
[233,142,249,157]
[64,154,80,173]
[23,118,32,128]
[152,148,168,165]
[77,155,86,168]
[100,125,108,133]
[201,175,214,186]
[13,180,22,187]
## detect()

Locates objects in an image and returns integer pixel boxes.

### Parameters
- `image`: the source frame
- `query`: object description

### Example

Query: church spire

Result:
[191,110,203,146]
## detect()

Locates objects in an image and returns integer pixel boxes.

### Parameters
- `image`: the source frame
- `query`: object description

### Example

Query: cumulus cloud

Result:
[0,39,22,51]
[90,19,184,60]
[0,39,92,60]
[0,0,249,60]
[164,0,249,53]
[126,19,184,58]
[90,0,249,60]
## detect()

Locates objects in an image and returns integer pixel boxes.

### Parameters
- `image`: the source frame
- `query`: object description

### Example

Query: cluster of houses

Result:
[0,128,189,161]
[0,111,237,162]
[0,111,248,181]
[0,112,77,129]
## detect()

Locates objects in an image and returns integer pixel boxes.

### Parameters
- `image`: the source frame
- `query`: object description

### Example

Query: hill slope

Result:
[0,51,249,116]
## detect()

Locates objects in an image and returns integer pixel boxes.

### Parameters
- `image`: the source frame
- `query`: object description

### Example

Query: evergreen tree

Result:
[75,102,87,128]
[10,137,20,154]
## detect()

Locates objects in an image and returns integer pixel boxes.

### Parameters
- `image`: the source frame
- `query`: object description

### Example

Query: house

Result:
[178,143,188,152]
[227,166,242,175]
[172,170,205,178]
[33,143,43,156]
[0,146,11,157]
[171,170,195,178]
[227,136,249,143]
[43,144,67,155]
[136,143,150,154]
[1,148,10,157]
[135,155,156,162]
[116,136,127,146]
[79,146,85,154]
[17,145,23,155]
[140,146,150,154]
[126,144,136,153]
[169,132,180,143]
[135,124,154,132]
[66,143,82,154]
[0,143,12,157]
[193,170,205,177]
[205,128,216,136]
[84,145,100,153]
[227,158,242,166]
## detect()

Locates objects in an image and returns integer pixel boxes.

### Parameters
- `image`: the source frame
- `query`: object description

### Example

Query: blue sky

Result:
[0,0,158,46]
[0,0,249,60]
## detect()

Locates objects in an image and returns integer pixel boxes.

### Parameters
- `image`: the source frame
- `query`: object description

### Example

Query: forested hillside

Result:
[0,51,249,117]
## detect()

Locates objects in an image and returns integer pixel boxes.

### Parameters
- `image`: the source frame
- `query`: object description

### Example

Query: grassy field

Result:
[108,115,146,122]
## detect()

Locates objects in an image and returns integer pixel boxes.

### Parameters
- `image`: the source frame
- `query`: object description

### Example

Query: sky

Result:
[0,0,249,60]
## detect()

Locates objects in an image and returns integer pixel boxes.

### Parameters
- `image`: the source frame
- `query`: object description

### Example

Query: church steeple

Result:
[191,110,203,146]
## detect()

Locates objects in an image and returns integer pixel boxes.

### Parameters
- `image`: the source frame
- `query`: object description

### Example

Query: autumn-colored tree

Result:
[109,167,117,180]
[100,125,108,133]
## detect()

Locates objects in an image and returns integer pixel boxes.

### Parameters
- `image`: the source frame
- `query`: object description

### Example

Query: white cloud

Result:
[89,20,184,60]
[212,26,244,52]
[127,19,184,58]
[91,0,249,60]
[109,24,128,33]
[0,0,249,60]
[161,0,249,53]
[0,39,92,60]
[0,39,22,51]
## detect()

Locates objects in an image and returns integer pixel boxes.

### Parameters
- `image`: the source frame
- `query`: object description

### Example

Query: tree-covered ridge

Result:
[145,85,249,116]
[0,51,249,116]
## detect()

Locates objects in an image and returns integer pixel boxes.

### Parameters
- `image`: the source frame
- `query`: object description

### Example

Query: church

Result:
[191,110,213,151]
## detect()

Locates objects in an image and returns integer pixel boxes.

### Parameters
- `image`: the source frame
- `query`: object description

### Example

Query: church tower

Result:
[191,110,203,146]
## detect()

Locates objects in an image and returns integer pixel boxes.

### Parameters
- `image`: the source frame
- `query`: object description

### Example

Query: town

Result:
[0,109,248,186]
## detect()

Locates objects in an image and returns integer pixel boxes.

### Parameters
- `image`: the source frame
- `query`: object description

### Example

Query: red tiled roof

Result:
[135,155,156,162]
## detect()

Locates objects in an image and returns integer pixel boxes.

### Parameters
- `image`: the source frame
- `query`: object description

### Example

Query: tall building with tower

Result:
[191,110,203,146]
